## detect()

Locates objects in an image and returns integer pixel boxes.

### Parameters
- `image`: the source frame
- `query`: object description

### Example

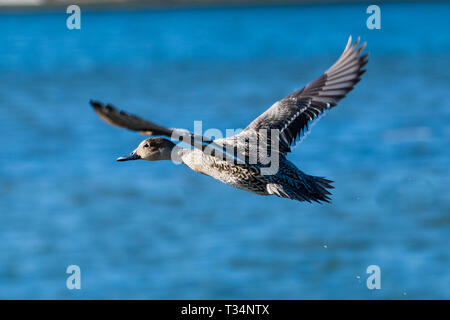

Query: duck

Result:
[90,36,368,203]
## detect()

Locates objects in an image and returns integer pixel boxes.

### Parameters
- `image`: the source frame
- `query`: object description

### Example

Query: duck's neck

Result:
[166,144,184,163]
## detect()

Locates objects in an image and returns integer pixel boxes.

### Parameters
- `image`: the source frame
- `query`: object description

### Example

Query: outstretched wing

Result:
[90,100,174,137]
[241,36,368,154]
[90,100,252,167]
[90,99,217,145]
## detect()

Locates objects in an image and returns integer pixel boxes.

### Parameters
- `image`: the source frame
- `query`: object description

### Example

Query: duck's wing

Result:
[239,36,368,154]
[90,100,251,166]
[90,100,176,136]
[90,99,216,145]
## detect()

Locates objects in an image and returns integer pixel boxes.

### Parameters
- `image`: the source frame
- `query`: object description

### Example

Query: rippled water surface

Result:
[0,3,449,299]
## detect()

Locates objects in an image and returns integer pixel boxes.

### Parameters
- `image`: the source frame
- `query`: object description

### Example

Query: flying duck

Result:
[91,36,368,203]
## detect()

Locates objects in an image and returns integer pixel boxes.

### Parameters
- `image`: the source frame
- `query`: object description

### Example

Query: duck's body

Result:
[178,144,332,202]
[179,148,269,195]
[91,36,368,203]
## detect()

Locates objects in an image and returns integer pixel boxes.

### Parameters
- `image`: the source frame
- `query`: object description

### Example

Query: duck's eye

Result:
[143,144,149,148]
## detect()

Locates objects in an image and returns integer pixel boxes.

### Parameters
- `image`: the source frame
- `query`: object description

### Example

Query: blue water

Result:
[0,3,449,299]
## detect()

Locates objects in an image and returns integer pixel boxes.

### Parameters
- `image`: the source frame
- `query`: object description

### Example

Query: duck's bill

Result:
[116,152,141,161]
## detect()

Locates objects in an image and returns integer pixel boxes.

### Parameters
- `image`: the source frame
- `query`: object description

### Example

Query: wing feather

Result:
[241,36,368,154]
[90,100,173,136]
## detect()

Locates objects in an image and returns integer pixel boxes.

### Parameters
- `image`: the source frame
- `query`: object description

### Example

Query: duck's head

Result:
[117,137,176,162]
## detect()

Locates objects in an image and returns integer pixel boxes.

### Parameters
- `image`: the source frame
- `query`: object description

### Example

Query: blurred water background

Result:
[0,2,449,299]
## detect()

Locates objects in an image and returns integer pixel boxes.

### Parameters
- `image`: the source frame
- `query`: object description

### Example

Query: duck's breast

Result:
[180,149,268,194]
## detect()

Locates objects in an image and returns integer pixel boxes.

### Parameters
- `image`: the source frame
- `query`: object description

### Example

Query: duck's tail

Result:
[267,174,334,203]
